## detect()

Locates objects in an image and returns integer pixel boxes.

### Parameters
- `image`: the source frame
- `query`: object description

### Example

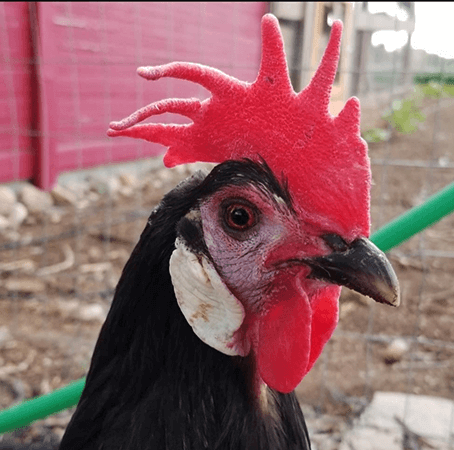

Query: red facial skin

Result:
[199,184,342,394]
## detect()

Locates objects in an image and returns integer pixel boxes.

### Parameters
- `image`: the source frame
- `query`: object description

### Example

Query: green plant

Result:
[363,76,454,142]
[442,84,454,97]
[417,81,444,98]
[362,127,391,143]
[414,72,454,86]
[382,98,426,134]
[415,81,454,99]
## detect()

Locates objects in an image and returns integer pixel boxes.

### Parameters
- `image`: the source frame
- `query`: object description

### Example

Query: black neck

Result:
[60,168,311,450]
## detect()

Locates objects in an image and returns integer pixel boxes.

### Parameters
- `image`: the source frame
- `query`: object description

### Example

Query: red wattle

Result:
[257,290,312,394]
[306,285,340,373]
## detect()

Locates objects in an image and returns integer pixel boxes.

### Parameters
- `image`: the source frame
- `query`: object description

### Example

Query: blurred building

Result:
[271,2,416,113]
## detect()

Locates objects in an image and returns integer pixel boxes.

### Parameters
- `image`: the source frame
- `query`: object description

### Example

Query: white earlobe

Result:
[169,238,247,356]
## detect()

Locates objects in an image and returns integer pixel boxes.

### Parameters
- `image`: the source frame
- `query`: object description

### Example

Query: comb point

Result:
[336,97,360,128]
[256,13,293,92]
[137,62,243,98]
[301,20,343,111]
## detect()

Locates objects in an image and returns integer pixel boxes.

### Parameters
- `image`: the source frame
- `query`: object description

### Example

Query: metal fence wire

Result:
[0,2,454,449]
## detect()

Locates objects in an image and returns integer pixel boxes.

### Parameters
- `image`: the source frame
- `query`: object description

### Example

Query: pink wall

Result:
[0,2,34,183]
[0,2,268,189]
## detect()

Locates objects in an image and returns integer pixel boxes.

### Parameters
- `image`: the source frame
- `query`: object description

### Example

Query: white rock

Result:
[108,249,129,261]
[340,392,454,450]
[75,199,90,210]
[57,299,80,318]
[21,233,33,246]
[383,338,409,364]
[119,173,137,187]
[0,258,36,273]
[64,181,89,199]
[0,215,9,230]
[0,326,12,347]
[339,426,402,450]
[30,246,44,255]
[87,192,100,203]
[150,179,164,190]
[88,246,103,261]
[119,186,134,198]
[51,185,77,206]
[155,169,175,184]
[20,184,53,214]
[90,176,121,196]
[363,392,454,439]
[79,262,112,274]
[77,304,106,322]
[0,186,17,216]
[5,277,46,294]
[49,209,63,224]
[52,427,66,440]
[107,270,121,290]
[8,202,28,227]
[106,177,121,195]
[185,162,216,175]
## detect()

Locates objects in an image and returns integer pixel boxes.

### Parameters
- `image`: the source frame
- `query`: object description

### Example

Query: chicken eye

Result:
[224,204,256,231]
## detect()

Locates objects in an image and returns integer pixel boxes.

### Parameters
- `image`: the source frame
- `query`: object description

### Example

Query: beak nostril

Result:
[322,234,349,253]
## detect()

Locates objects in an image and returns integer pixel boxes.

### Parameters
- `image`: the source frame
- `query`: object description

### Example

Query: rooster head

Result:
[108,14,399,394]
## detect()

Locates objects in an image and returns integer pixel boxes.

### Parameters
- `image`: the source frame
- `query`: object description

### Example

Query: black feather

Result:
[59,160,310,450]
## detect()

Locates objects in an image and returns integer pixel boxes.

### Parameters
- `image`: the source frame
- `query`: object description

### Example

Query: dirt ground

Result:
[0,92,453,447]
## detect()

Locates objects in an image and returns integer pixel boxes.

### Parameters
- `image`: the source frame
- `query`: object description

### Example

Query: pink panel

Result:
[0,2,34,183]
[35,2,267,189]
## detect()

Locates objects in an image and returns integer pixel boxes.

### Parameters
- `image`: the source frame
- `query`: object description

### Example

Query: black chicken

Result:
[59,15,399,450]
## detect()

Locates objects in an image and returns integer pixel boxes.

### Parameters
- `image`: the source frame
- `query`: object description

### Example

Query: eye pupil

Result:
[231,208,250,226]
[224,203,256,231]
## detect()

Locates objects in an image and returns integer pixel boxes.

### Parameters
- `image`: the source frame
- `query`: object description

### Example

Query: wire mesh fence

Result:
[0,2,454,449]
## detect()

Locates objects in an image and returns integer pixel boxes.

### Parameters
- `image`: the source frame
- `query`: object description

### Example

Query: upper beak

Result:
[305,235,400,307]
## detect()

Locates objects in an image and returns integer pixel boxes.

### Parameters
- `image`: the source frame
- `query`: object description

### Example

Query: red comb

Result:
[108,14,371,239]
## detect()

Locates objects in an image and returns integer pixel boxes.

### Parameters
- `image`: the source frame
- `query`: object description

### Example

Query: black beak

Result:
[306,235,400,307]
